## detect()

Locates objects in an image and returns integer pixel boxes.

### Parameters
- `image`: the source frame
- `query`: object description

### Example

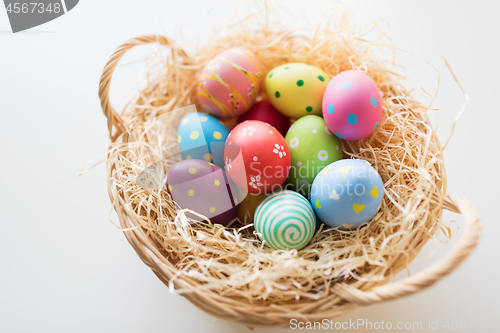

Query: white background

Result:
[1,0,499,332]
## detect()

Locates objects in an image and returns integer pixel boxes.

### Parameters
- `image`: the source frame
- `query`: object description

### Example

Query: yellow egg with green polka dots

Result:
[265,63,331,119]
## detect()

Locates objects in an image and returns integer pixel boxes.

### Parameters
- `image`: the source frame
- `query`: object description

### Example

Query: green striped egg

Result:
[254,190,316,250]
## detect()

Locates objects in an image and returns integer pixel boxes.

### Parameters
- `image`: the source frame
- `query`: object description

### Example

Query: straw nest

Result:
[97,2,481,327]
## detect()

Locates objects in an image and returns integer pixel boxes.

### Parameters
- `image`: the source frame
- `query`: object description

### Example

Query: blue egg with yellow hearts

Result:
[310,159,383,229]
[177,112,230,168]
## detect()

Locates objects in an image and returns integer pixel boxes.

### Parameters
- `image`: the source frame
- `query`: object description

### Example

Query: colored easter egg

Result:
[285,115,343,198]
[254,190,316,250]
[265,63,330,119]
[197,48,263,119]
[310,159,384,229]
[238,100,290,137]
[166,159,241,225]
[224,120,291,195]
[177,112,230,168]
[236,193,266,223]
[322,70,382,141]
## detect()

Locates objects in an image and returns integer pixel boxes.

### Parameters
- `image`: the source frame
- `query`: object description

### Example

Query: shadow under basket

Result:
[98,34,481,328]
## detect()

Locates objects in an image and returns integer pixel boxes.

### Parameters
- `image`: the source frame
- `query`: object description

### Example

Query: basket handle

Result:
[332,194,481,305]
[98,34,185,141]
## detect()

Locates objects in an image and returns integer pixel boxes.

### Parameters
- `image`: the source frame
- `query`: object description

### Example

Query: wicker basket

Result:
[98,34,481,328]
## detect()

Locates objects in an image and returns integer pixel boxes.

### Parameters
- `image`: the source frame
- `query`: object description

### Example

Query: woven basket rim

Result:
[99,34,481,328]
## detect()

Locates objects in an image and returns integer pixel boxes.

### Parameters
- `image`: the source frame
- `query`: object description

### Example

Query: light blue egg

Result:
[177,112,230,168]
[310,159,384,229]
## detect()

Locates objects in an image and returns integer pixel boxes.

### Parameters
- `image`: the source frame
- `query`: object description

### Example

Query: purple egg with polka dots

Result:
[166,159,242,225]
[322,70,382,141]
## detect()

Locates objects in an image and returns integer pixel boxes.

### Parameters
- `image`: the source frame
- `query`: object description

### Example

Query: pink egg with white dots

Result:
[322,70,382,141]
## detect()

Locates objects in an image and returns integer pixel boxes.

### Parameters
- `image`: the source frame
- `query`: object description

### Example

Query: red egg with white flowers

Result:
[224,120,291,195]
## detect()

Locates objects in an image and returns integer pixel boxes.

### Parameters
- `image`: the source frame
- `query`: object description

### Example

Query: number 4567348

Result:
[443,319,498,329]
[6,2,61,14]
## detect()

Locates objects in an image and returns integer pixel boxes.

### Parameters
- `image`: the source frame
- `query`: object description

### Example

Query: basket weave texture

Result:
[98,32,481,328]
